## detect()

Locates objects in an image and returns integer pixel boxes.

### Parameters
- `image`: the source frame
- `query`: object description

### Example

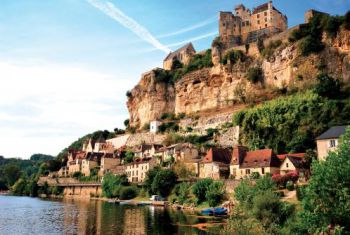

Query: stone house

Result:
[278,153,305,175]
[219,1,288,47]
[163,43,196,70]
[66,150,86,176]
[199,148,232,180]
[134,144,164,159]
[316,126,347,161]
[99,154,121,176]
[125,158,157,183]
[230,146,280,179]
[81,152,104,176]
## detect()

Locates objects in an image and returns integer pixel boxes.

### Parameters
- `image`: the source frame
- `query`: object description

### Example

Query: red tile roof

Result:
[202,148,232,165]
[277,153,305,161]
[231,146,281,168]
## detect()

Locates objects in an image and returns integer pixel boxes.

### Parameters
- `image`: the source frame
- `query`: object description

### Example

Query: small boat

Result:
[137,201,152,206]
[201,207,228,216]
[213,207,228,216]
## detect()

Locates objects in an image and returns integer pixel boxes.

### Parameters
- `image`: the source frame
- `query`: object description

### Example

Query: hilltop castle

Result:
[219,1,287,48]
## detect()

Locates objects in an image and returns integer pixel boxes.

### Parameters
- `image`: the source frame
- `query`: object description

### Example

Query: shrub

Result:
[212,37,224,50]
[221,50,246,65]
[124,119,130,128]
[154,68,173,83]
[246,67,263,83]
[250,172,260,180]
[120,186,138,200]
[314,73,341,99]
[192,178,213,203]
[261,40,282,59]
[296,185,307,201]
[286,181,295,191]
[206,181,225,207]
[124,150,134,163]
[257,37,265,53]
[234,179,255,206]
[142,123,150,131]
[299,35,324,56]
[102,173,129,198]
[324,15,344,38]
[72,172,82,179]
[171,59,183,70]
[126,90,132,98]
[344,11,350,30]
[176,183,191,204]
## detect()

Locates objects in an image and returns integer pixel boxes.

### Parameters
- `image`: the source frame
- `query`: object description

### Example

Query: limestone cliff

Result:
[127,28,350,129]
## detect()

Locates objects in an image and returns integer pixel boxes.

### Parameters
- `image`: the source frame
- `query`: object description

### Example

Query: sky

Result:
[0,0,349,159]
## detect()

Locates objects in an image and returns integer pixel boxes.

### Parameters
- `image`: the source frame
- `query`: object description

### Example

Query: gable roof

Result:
[202,148,232,165]
[316,126,348,140]
[285,156,304,168]
[240,149,280,169]
[164,43,195,62]
[277,153,305,161]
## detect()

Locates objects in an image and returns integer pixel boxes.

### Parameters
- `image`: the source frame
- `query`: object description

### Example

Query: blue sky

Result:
[0,0,349,158]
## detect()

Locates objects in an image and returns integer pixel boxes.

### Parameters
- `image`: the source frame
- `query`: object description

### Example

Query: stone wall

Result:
[63,185,102,198]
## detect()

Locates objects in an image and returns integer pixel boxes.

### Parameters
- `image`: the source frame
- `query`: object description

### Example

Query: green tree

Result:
[144,167,161,195]
[206,181,225,207]
[124,151,135,163]
[314,73,341,99]
[192,178,213,203]
[4,165,21,187]
[120,186,138,200]
[102,173,129,198]
[151,169,177,197]
[11,178,27,195]
[299,127,350,234]
[246,67,263,83]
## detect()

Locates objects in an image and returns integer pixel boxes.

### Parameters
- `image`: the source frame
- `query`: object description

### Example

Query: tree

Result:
[257,37,265,53]
[314,73,341,99]
[120,186,138,200]
[124,151,134,164]
[344,11,350,30]
[4,165,21,187]
[299,127,350,233]
[102,173,129,198]
[246,67,263,83]
[192,178,213,203]
[151,169,177,197]
[30,154,54,161]
[171,59,183,70]
[144,167,161,195]
[11,178,27,195]
[124,119,130,128]
[206,181,225,207]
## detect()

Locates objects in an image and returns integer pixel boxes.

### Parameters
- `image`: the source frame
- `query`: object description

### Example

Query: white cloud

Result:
[157,16,217,39]
[0,60,131,158]
[87,0,171,54]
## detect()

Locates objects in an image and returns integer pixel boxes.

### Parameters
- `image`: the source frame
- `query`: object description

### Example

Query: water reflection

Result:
[0,196,223,235]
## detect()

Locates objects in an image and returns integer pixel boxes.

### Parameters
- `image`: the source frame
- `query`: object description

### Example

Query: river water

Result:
[0,196,224,235]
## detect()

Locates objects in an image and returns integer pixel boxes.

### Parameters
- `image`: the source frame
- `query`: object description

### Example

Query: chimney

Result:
[268,1,273,10]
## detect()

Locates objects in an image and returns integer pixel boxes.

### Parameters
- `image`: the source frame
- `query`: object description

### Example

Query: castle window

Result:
[257,20,260,24]
[262,168,265,174]
[264,12,267,16]
[242,22,245,26]
[257,14,260,18]
[265,24,268,27]
[265,18,267,22]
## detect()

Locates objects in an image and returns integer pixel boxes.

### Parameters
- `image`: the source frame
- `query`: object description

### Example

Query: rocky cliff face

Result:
[127,29,350,129]
[127,70,175,128]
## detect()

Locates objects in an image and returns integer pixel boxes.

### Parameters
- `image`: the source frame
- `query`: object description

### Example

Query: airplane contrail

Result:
[157,15,217,39]
[87,0,171,54]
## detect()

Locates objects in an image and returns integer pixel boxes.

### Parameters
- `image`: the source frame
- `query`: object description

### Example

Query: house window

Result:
[257,14,260,18]
[257,20,260,24]
[245,169,251,174]
[330,139,337,148]
[286,163,289,168]
[264,12,267,16]
[261,168,265,174]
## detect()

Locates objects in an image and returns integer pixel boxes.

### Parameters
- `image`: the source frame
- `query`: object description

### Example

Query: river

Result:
[0,196,225,235]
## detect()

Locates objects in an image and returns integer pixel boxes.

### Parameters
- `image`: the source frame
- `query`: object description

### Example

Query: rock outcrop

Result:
[127,28,350,129]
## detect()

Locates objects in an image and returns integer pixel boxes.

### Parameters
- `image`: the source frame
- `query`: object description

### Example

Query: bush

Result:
[120,186,138,200]
[171,59,183,70]
[126,90,132,98]
[324,15,344,38]
[286,181,295,191]
[176,183,191,204]
[250,172,260,180]
[212,37,224,50]
[246,67,263,83]
[344,11,350,30]
[299,35,324,56]
[257,37,264,53]
[221,50,246,65]
[296,185,307,201]
[183,49,213,75]
[72,172,82,179]
[102,173,129,198]
[314,73,342,99]
[206,181,225,207]
[261,40,282,59]
[192,178,213,203]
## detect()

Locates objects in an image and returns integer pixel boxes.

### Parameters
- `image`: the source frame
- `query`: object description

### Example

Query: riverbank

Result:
[0,191,10,195]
